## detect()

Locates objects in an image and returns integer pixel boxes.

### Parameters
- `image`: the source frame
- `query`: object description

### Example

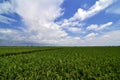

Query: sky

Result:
[0,0,120,46]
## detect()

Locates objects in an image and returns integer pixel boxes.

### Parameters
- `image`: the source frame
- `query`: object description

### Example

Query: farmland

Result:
[0,46,120,80]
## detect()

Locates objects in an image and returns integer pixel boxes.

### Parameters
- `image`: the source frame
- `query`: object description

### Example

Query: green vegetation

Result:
[0,47,120,80]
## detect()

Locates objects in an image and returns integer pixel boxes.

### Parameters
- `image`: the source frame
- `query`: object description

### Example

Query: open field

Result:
[0,46,120,80]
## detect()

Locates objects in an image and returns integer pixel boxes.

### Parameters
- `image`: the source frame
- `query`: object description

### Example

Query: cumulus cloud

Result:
[58,0,114,35]
[85,33,98,40]
[67,27,82,33]
[70,0,114,21]
[0,28,16,34]
[0,0,119,46]
[83,30,120,46]
[9,0,70,44]
[59,19,82,28]
[0,0,82,45]
[0,28,21,45]
[87,22,113,31]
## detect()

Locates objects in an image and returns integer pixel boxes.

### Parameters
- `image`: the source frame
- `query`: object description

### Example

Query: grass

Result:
[0,46,120,80]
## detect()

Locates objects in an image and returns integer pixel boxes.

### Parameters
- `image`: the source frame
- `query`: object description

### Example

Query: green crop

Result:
[0,47,120,80]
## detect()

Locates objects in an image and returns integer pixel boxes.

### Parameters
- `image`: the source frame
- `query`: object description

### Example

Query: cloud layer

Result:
[0,0,120,46]
[87,22,113,31]
[69,0,114,21]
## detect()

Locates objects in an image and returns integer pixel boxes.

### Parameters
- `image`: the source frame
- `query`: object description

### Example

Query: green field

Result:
[0,47,120,80]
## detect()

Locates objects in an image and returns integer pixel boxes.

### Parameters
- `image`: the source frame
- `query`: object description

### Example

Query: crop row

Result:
[0,47,120,80]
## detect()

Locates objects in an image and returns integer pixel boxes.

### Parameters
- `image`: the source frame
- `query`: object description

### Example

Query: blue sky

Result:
[0,0,120,46]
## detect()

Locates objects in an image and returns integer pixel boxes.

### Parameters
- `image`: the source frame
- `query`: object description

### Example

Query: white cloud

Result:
[0,28,20,43]
[87,24,98,30]
[0,28,16,34]
[70,0,114,21]
[0,0,119,46]
[10,0,68,44]
[67,27,82,33]
[85,33,98,40]
[84,30,120,46]
[58,19,85,34]
[11,0,63,21]
[59,19,83,28]
[87,22,113,31]
[58,0,114,37]
[0,1,14,14]
[97,22,113,30]
[0,0,82,45]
